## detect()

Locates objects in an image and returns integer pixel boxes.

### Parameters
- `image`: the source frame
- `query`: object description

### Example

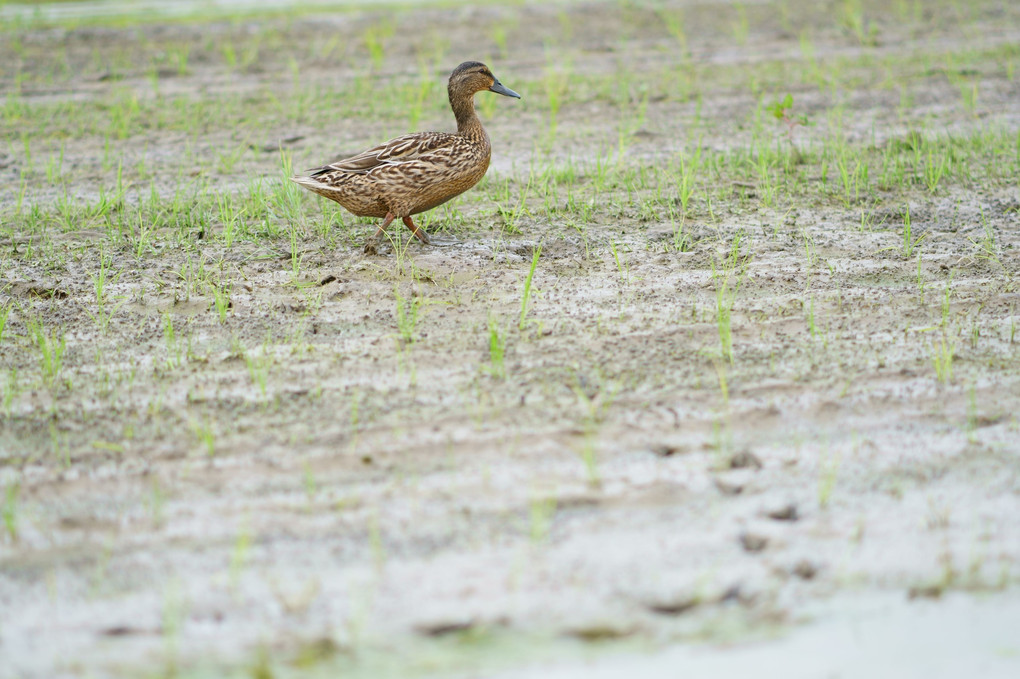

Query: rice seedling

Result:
[362,19,395,71]
[609,241,630,287]
[229,523,252,587]
[915,251,927,302]
[490,22,510,59]
[835,151,868,207]
[730,3,749,45]
[146,477,167,527]
[216,141,249,174]
[50,422,70,468]
[713,359,730,405]
[658,7,688,51]
[241,342,271,400]
[27,317,66,388]
[901,206,925,257]
[839,0,878,46]
[857,209,877,232]
[303,462,318,506]
[162,312,183,370]
[394,286,424,346]
[0,301,11,347]
[754,152,778,207]
[518,245,541,331]
[967,207,1006,273]
[817,446,841,508]
[487,315,507,380]
[208,282,232,323]
[940,275,954,329]
[675,148,700,215]
[712,236,749,364]
[932,334,955,384]
[495,177,531,235]
[573,431,600,488]
[616,90,649,159]
[806,296,818,338]
[44,144,65,184]
[667,207,690,252]
[1,368,19,415]
[2,481,19,542]
[528,494,557,543]
[542,62,570,147]
[923,148,951,194]
[191,419,216,457]
[87,249,125,333]
[220,39,238,68]
[216,194,245,247]
[954,76,979,116]
[404,64,437,132]
[169,44,190,75]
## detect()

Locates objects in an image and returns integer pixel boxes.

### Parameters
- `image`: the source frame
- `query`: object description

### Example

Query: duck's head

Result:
[448,61,520,100]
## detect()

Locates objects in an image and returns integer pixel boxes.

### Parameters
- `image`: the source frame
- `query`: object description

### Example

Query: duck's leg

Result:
[374,212,396,238]
[402,216,431,245]
[364,212,396,254]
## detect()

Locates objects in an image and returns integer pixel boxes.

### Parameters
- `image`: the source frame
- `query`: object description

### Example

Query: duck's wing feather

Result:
[308,132,457,177]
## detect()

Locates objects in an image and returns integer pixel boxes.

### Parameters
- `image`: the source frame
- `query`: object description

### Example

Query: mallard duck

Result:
[291,61,520,250]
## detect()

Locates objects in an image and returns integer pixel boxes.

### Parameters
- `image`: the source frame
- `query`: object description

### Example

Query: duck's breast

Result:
[407,138,491,215]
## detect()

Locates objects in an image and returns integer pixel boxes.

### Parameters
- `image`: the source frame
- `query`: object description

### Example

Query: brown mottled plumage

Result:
[291,61,520,250]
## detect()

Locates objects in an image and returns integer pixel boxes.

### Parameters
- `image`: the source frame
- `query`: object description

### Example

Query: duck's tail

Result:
[289,174,329,191]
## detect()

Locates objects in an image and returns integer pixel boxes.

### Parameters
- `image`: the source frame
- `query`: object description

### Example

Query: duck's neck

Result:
[451,92,487,141]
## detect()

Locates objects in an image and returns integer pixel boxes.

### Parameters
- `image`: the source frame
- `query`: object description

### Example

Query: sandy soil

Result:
[1,1,1019,677]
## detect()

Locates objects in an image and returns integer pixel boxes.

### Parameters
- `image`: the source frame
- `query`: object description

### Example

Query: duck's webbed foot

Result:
[403,216,431,245]
[364,212,396,255]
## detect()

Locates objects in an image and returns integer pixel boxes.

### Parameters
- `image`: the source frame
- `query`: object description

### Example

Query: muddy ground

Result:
[1,0,1019,677]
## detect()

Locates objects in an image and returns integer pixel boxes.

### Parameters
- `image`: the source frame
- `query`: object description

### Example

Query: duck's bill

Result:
[489,80,521,99]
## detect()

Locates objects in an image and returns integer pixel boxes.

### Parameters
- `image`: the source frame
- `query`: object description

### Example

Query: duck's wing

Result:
[307,132,457,177]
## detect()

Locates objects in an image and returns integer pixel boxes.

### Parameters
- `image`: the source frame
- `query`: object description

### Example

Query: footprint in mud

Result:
[414,618,478,637]
[645,593,701,616]
[728,449,763,470]
[764,503,799,521]
[7,280,69,299]
[565,621,639,642]
[740,531,770,553]
[792,560,820,580]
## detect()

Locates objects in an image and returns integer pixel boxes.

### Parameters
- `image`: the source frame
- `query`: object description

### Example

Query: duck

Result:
[291,61,520,251]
